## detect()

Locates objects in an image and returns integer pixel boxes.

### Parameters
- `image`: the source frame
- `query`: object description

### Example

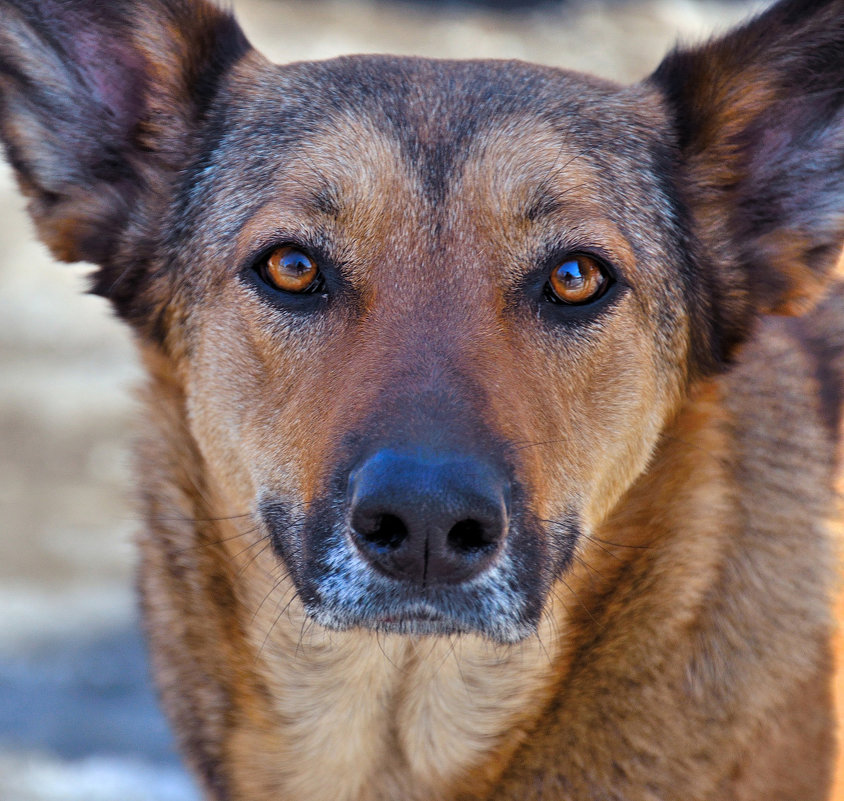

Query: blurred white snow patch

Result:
[0,752,199,801]
[0,583,134,656]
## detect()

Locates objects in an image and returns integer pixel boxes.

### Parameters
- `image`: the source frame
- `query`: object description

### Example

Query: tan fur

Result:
[1,0,842,798]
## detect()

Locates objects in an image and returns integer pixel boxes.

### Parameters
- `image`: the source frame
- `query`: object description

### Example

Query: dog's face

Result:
[175,57,703,641]
[1,0,841,643]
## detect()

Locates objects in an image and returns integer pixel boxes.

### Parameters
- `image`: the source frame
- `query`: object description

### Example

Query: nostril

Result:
[447,518,495,554]
[354,512,408,550]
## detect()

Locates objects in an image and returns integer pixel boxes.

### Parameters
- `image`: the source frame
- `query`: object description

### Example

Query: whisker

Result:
[428,634,458,681]
[570,551,608,583]
[169,525,259,556]
[557,577,604,632]
[582,533,652,551]
[233,538,274,580]
[540,517,653,553]
[295,615,318,659]
[514,438,568,452]
[375,631,402,671]
[449,637,474,698]
[531,626,554,667]
[257,576,303,662]
[147,511,253,524]
[249,568,293,627]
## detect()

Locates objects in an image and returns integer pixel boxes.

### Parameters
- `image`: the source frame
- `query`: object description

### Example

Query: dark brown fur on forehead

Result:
[184,55,646,212]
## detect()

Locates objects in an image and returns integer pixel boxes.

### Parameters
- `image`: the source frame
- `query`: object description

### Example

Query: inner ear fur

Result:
[650,0,843,345]
[0,0,250,319]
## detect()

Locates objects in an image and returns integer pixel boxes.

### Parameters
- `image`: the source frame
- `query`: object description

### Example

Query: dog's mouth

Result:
[373,607,461,636]
[302,577,530,641]
[380,610,440,623]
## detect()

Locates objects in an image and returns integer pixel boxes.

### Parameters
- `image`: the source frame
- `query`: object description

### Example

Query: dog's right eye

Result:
[544,254,610,305]
[259,246,322,294]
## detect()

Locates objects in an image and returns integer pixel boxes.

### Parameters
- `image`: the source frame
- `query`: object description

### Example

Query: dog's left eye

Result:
[544,255,610,305]
[259,246,322,294]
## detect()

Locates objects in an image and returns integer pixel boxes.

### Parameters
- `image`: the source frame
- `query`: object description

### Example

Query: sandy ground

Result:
[0,1,760,798]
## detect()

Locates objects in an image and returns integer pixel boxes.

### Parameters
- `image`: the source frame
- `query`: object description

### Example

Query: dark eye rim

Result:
[542,252,615,306]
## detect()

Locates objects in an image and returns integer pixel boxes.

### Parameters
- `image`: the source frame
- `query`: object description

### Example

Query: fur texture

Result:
[1,0,843,798]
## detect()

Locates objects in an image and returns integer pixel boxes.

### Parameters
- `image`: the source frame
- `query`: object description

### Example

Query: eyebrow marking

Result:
[309,183,344,219]
[523,188,564,223]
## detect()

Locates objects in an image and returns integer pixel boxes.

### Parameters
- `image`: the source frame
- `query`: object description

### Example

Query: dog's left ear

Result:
[0,0,251,312]
[650,0,843,343]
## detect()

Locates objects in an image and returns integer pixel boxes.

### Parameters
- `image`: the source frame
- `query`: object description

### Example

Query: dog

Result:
[1,0,843,798]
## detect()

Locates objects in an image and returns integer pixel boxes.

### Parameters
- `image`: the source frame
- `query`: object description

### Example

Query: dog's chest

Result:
[241,603,560,801]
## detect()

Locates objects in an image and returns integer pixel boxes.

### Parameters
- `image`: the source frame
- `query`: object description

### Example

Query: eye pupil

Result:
[558,261,586,289]
[263,246,319,293]
[546,254,608,305]
[285,253,311,275]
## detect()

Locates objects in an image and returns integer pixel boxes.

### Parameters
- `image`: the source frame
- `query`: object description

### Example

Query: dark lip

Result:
[378,609,444,625]
[320,597,473,636]
[370,609,467,637]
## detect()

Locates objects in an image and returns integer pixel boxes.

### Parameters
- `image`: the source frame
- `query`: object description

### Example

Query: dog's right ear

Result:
[650,0,843,357]
[0,0,250,298]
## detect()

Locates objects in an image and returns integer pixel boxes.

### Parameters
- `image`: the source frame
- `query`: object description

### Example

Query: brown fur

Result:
[1,0,843,798]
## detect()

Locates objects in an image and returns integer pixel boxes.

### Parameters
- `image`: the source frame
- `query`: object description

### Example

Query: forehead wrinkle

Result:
[524,189,564,223]
[285,114,417,227]
[280,145,345,220]
[308,183,343,219]
[458,117,590,225]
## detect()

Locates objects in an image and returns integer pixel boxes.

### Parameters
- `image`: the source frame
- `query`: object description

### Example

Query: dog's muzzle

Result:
[263,436,561,642]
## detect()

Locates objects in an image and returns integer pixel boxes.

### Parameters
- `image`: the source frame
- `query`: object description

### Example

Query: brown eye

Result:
[264,246,319,293]
[546,255,609,305]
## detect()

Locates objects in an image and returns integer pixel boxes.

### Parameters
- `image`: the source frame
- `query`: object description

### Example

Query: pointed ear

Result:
[650,0,843,338]
[0,0,250,268]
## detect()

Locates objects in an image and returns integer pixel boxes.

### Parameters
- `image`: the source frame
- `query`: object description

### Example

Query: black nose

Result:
[347,449,509,585]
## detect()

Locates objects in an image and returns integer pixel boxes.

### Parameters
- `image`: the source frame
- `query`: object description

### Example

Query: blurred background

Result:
[0,0,761,798]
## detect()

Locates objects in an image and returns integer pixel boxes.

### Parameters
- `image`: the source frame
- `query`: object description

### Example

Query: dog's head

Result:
[1,0,841,642]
